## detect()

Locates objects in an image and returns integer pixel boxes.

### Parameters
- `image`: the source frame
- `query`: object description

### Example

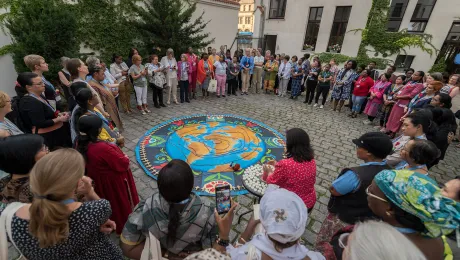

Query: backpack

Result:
[5,96,26,133]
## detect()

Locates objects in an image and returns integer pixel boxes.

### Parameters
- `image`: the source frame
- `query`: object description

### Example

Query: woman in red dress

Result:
[76,115,139,234]
[262,128,317,211]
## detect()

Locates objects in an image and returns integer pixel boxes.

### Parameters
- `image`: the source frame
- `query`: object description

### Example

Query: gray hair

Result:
[60,57,70,67]
[85,56,100,69]
[346,221,426,260]
[166,48,174,55]
[429,72,443,82]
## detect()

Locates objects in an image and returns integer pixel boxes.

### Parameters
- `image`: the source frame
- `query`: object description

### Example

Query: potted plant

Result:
[328,44,341,53]
[303,44,314,51]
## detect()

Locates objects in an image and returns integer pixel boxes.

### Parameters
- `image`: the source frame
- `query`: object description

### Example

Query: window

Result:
[386,0,409,32]
[269,0,287,19]
[408,0,437,33]
[303,7,323,50]
[240,5,243,11]
[239,17,243,24]
[327,6,352,52]
[245,5,248,11]
[394,55,415,71]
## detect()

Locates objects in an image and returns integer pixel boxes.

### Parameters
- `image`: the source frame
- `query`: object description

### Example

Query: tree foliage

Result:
[71,0,139,63]
[129,0,214,58]
[353,0,437,67]
[1,0,79,80]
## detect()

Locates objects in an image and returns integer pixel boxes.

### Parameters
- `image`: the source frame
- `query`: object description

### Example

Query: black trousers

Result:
[149,83,164,106]
[315,85,330,105]
[179,80,189,102]
[305,79,318,104]
[227,78,238,94]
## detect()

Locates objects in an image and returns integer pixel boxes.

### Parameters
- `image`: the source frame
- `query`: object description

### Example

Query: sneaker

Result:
[245,92,248,95]
[222,95,226,98]
[313,104,318,107]
[241,92,244,95]
[141,110,146,115]
[320,105,324,109]
[363,120,373,125]
[217,95,220,98]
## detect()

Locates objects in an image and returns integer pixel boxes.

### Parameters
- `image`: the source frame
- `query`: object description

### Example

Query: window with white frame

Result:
[408,0,436,33]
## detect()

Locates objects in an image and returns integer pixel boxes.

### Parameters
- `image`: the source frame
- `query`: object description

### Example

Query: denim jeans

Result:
[352,95,367,112]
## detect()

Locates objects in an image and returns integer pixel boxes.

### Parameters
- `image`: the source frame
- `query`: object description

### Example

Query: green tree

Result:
[72,0,139,63]
[0,0,79,80]
[129,0,214,58]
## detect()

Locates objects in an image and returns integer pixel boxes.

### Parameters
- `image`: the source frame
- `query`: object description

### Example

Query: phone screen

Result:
[215,184,231,214]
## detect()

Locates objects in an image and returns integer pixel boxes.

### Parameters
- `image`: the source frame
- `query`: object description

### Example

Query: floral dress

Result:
[331,69,358,100]
[290,64,303,97]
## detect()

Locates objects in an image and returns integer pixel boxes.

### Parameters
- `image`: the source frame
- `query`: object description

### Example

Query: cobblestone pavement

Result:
[119,89,460,249]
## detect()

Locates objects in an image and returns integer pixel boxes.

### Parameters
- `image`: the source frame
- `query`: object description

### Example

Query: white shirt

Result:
[278,62,292,79]
[254,55,264,66]
[110,62,129,82]
[160,56,177,79]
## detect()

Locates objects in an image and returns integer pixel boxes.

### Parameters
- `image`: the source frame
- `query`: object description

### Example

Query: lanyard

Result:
[42,76,55,91]
[408,164,427,171]
[61,198,76,205]
[88,110,109,125]
[28,93,56,112]
[394,226,417,234]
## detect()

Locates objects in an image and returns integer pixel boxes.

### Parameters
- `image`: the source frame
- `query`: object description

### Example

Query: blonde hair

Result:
[180,54,188,61]
[0,90,9,108]
[29,149,85,248]
[132,54,142,63]
[24,54,45,71]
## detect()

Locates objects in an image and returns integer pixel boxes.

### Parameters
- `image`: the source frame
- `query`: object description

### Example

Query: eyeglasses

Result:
[366,185,388,202]
[338,233,350,249]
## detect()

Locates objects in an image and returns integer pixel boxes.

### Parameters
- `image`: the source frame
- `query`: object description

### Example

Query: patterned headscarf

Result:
[375,169,460,238]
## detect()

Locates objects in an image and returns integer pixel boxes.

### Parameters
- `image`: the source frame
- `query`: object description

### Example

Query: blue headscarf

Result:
[375,169,460,238]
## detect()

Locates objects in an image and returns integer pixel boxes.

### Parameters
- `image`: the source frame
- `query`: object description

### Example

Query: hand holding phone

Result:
[216,184,231,214]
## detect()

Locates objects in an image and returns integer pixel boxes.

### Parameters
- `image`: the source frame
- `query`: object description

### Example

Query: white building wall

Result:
[0,26,17,96]
[192,0,239,53]
[262,0,372,56]
[262,0,459,72]
[382,0,458,72]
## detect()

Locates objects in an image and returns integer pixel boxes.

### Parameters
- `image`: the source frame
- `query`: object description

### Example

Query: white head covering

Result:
[259,187,308,243]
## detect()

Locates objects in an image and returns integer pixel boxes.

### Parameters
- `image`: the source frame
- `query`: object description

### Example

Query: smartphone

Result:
[215,184,231,214]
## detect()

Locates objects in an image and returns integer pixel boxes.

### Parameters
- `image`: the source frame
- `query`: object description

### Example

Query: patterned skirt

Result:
[315,212,348,260]
[331,85,351,100]
[291,77,302,96]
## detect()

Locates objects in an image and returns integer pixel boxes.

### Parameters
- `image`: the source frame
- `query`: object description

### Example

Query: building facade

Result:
[238,0,255,32]
[192,0,240,51]
[261,0,459,72]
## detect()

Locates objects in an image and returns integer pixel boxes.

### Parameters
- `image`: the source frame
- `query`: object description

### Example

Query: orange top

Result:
[197,59,214,85]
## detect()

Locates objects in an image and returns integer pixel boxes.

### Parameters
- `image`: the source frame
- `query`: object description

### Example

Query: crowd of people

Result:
[0,46,459,260]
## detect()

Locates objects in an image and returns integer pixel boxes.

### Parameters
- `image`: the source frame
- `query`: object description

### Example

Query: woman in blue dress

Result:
[331,60,358,112]
[290,59,303,99]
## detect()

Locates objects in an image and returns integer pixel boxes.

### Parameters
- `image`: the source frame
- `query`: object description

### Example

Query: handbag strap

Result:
[0,202,26,260]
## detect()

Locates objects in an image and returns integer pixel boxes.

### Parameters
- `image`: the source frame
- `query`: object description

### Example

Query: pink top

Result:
[266,157,317,209]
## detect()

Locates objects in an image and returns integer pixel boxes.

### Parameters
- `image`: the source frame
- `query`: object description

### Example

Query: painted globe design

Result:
[165,122,266,173]
[136,114,285,196]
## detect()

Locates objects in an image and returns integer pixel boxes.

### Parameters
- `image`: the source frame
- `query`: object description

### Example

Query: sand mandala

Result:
[136,114,285,196]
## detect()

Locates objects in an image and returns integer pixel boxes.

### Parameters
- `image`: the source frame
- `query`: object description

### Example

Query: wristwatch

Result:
[217,237,230,247]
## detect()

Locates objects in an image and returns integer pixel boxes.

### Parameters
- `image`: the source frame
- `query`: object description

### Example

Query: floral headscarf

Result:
[375,169,460,238]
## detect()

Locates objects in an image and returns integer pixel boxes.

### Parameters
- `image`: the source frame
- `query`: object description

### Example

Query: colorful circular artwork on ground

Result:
[136,114,285,196]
